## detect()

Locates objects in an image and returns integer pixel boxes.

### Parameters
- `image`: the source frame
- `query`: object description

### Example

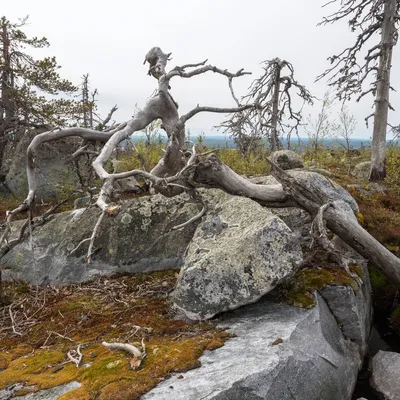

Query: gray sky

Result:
[3,0,400,139]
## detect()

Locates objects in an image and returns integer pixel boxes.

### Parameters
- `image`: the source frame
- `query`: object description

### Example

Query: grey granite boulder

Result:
[352,161,371,180]
[143,294,361,400]
[5,129,86,200]
[370,351,400,400]
[269,150,304,170]
[172,192,303,320]
[1,193,201,284]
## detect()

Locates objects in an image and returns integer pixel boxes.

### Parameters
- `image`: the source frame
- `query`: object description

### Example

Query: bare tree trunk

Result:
[0,21,11,169]
[82,74,90,129]
[370,0,396,181]
[270,61,281,151]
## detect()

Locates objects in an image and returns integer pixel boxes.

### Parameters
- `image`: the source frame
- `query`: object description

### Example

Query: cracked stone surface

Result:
[144,294,361,400]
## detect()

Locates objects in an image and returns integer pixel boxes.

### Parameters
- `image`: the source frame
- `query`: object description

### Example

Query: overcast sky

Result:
[3,0,400,139]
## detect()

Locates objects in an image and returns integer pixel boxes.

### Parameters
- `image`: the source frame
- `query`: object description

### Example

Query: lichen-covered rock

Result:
[0,382,81,400]
[269,150,304,170]
[5,129,86,200]
[1,193,201,284]
[143,294,361,400]
[172,193,303,320]
[352,161,371,180]
[370,351,400,400]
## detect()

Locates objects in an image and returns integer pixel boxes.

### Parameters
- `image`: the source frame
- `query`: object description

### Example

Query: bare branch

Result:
[167,64,251,80]
[102,340,145,370]
[67,344,83,368]
[180,104,255,124]
[87,212,105,263]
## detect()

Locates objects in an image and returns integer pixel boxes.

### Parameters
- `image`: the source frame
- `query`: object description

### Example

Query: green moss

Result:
[390,305,400,335]
[280,266,361,308]
[369,265,388,290]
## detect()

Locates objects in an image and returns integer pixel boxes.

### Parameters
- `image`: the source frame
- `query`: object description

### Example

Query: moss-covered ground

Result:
[0,271,229,399]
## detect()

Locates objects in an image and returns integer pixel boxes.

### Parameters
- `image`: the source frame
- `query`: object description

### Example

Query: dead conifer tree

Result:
[317,0,400,181]
[221,58,313,152]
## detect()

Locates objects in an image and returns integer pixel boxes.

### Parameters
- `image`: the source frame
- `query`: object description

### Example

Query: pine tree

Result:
[0,16,78,168]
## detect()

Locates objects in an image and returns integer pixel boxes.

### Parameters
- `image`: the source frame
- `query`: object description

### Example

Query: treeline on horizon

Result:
[129,134,400,150]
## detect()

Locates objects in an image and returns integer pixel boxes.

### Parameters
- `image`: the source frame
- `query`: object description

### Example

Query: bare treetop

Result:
[220,58,313,152]
[318,0,400,181]
[317,0,399,103]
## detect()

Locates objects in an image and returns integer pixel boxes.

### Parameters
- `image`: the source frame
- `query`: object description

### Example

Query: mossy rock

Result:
[279,266,362,309]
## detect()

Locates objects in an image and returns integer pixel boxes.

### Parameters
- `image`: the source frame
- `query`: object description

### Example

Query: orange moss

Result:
[0,270,228,399]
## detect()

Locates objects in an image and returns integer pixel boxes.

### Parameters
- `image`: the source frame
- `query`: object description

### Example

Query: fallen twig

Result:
[102,340,145,370]
[67,344,83,368]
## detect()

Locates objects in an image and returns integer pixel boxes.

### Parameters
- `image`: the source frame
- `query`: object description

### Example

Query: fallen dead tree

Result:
[1,47,399,287]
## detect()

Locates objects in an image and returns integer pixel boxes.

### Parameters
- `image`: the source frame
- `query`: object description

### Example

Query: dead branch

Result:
[87,211,105,263]
[310,202,361,283]
[67,344,83,368]
[102,340,145,370]
[9,305,23,336]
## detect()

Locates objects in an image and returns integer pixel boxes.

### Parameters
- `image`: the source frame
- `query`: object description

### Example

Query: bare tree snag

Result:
[1,47,400,289]
[220,58,313,153]
[370,0,397,180]
[318,0,400,181]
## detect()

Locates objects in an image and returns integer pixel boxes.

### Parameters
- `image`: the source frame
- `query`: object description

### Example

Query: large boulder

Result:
[1,193,201,284]
[5,129,85,200]
[370,351,400,400]
[172,191,303,320]
[269,150,304,170]
[143,294,362,400]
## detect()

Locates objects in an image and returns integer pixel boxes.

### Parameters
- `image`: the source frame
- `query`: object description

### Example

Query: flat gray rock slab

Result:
[370,350,400,400]
[143,294,361,400]
[0,381,80,400]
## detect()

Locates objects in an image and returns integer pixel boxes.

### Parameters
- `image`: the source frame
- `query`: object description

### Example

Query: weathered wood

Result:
[193,155,400,287]
[370,0,397,181]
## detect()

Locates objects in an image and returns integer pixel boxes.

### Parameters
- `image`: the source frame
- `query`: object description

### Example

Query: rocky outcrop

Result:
[269,150,304,170]
[172,192,303,320]
[143,294,362,400]
[370,351,400,400]
[352,161,371,180]
[5,129,85,200]
[1,194,201,284]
